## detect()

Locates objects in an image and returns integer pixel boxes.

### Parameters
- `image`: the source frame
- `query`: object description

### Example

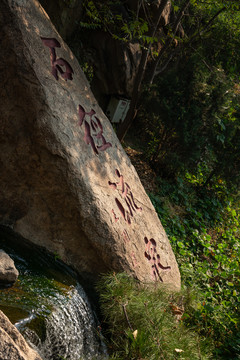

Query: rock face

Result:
[0,0,180,289]
[0,250,19,285]
[0,310,43,360]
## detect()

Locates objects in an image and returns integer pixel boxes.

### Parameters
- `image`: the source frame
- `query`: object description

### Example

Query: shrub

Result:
[149,175,240,359]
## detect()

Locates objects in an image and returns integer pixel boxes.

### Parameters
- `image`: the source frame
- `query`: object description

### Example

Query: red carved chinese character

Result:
[41,37,74,81]
[78,104,112,155]
[109,169,142,225]
[144,237,171,281]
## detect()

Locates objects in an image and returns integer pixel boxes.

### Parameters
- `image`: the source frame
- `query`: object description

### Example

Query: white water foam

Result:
[24,284,108,360]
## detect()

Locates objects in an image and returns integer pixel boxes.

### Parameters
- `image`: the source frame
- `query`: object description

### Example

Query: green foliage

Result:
[79,0,159,46]
[149,175,240,359]
[134,0,240,190]
[129,1,240,350]
[139,53,240,186]
[138,12,240,357]
[96,173,239,359]
[189,0,240,14]
[97,273,212,360]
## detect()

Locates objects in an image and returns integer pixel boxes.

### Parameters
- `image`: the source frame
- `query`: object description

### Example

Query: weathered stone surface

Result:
[0,0,180,289]
[0,310,42,360]
[0,250,19,285]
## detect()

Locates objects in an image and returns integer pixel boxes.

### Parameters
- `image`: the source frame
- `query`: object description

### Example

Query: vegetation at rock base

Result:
[97,272,213,360]
[95,147,240,358]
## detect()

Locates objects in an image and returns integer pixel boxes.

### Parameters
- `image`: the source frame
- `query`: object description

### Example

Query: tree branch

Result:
[117,0,170,141]
[148,0,191,85]
[151,4,227,84]
[154,48,177,76]
[201,7,226,35]
[189,6,226,44]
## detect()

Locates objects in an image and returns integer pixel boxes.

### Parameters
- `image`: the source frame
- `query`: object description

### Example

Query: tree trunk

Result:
[117,0,169,142]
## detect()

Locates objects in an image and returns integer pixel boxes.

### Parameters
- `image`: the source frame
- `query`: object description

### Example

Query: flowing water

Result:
[0,227,107,360]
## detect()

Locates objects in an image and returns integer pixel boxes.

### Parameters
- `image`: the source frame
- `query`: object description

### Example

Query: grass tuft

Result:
[97,272,213,360]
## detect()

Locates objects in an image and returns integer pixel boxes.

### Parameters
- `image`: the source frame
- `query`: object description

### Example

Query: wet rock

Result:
[0,0,180,289]
[0,310,43,360]
[0,250,19,285]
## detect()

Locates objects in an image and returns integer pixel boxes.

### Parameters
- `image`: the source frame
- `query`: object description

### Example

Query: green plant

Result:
[138,54,240,186]
[97,272,212,360]
[149,174,240,359]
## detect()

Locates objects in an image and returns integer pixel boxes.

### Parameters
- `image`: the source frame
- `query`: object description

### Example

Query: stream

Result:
[0,227,107,360]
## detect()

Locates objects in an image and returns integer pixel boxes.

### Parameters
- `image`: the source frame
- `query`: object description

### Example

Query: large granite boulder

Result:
[0,310,42,360]
[0,0,180,289]
[0,250,19,285]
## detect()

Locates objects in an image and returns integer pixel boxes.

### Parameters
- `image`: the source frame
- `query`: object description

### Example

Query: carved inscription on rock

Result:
[108,169,142,225]
[41,37,74,81]
[144,237,171,281]
[108,169,143,269]
[78,105,112,155]
[41,38,112,157]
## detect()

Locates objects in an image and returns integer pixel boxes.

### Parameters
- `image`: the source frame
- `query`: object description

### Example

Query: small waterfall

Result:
[20,285,107,360]
[0,227,108,360]
[37,285,107,360]
[15,311,36,330]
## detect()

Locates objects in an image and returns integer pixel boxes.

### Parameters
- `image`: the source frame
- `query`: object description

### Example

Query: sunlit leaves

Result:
[149,177,240,358]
